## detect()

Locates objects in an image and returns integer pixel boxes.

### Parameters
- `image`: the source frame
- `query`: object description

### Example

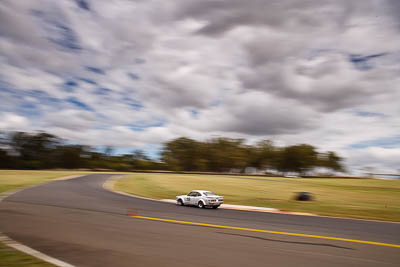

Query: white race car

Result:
[176,190,224,209]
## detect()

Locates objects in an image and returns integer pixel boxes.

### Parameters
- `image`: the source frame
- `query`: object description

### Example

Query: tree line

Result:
[0,131,163,171]
[162,137,344,174]
[0,131,344,175]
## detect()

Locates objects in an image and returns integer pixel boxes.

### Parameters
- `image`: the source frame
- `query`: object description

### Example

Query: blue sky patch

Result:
[349,53,386,71]
[355,111,385,117]
[66,97,93,111]
[48,21,81,51]
[32,10,81,52]
[0,87,62,108]
[65,81,78,87]
[86,66,105,75]
[20,102,36,110]
[348,136,400,149]
[63,80,78,93]
[30,90,47,97]
[95,88,112,96]
[0,89,59,117]
[0,85,13,94]
[189,108,199,118]
[28,91,61,106]
[123,97,143,110]
[128,73,140,80]
[112,144,162,159]
[19,102,41,117]
[129,121,165,132]
[75,0,90,11]
[79,78,97,85]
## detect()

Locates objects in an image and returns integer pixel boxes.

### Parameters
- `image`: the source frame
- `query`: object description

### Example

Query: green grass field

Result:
[0,170,87,267]
[115,173,400,222]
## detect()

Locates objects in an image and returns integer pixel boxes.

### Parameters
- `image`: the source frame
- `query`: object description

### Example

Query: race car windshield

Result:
[203,192,216,196]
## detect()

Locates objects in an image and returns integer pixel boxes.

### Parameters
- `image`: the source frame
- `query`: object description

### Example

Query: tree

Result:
[55,145,86,169]
[162,137,203,171]
[248,140,277,170]
[276,144,318,175]
[10,132,61,168]
[205,138,248,172]
[319,151,345,173]
[131,150,149,161]
[0,130,346,174]
[0,149,12,169]
[103,146,114,157]
[0,131,12,169]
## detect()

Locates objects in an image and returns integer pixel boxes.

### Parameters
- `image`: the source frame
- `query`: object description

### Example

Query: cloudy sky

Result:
[0,0,399,174]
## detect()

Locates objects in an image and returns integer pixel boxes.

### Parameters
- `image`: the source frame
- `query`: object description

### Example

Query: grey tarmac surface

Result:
[0,174,399,267]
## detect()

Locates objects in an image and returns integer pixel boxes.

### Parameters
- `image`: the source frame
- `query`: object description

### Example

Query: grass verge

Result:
[0,170,87,267]
[0,242,55,267]
[115,173,400,222]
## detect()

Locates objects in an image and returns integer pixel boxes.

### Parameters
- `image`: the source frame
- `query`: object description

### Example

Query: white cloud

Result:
[44,109,97,131]
[346,147,400,174]
[0,113,29,131]
[0,0,399,173]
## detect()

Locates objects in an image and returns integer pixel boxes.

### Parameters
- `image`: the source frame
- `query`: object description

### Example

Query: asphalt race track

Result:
[0,174,399,267]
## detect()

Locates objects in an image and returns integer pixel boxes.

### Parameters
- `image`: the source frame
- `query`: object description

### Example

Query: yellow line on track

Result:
[131,215,400,248]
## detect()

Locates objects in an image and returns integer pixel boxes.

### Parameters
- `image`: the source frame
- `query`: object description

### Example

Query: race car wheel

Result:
[177,199,184,206]
[198,201,205,208]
